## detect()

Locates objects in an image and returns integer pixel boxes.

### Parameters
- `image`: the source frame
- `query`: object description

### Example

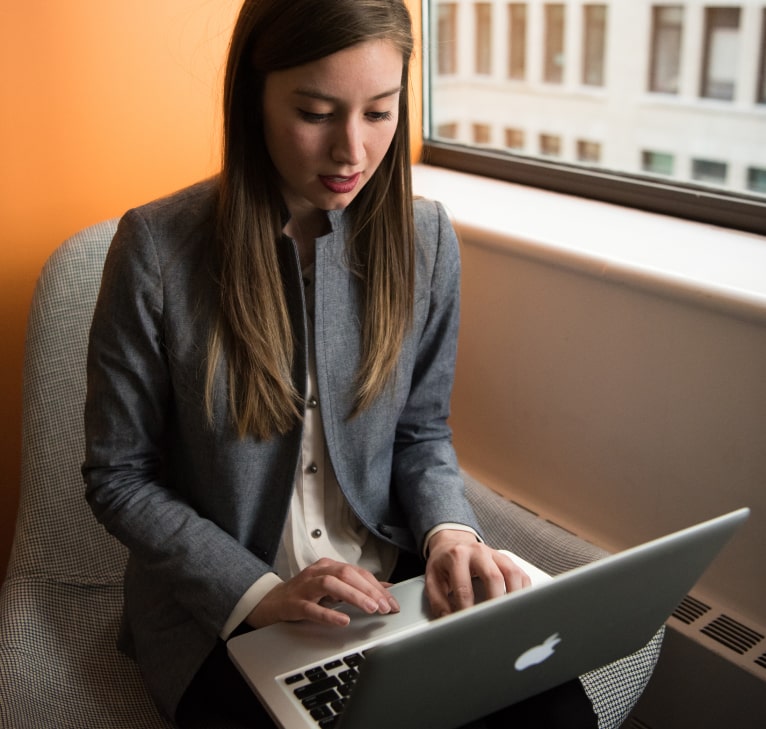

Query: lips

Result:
[319,173,361,194]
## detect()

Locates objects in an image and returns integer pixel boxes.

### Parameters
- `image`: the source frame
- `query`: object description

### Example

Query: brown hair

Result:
[207,0,415,440]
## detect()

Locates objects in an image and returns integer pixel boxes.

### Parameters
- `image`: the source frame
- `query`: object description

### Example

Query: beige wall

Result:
[451,228,766,630]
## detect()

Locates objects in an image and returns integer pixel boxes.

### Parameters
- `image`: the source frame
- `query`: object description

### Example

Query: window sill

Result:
[412,164,766,324]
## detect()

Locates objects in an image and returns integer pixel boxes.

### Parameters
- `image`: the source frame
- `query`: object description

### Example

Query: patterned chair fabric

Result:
[0,220,661,728]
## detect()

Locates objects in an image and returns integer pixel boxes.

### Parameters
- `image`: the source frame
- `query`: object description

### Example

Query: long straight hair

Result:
[206,0,416,440]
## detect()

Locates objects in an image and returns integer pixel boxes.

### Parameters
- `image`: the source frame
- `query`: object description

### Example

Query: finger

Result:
[310,561,400,615]
[463,552,508,602]
[440,552,476,612]
[497,553,532,593]
[298,599,352,627]
[424,569,453,618]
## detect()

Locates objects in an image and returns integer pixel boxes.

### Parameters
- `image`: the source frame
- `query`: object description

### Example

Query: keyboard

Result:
[284,652,365,728]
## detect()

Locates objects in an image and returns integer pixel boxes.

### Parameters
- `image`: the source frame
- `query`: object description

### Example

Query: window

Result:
[642,151,675,177]
[508,4,527,80]
[544,4,566,84]
[437,122,459,139]
[583,5,607,87]
[577,140,601,164]
[748,167,766,194]
[692,159,728,185]
[437,3,458,75]
[700,7,741,101]
[473,123,492,144]
[425,1,766,235]
[540,133,561,156]
[475,3,492,75]
[505,127,525,150]
[649,5,683,94]
[758,9,766,104]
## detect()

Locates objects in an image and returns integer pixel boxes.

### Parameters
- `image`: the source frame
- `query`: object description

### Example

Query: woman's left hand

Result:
[424,529,531,618]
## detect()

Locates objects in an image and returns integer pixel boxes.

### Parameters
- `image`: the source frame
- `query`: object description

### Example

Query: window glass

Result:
[748,167,766,193]
[508,4,528,79]
[692,158,728,185]
[426,0,766,231]
[700,7,740,100]
[544,4,566,83]
[582,5,607,86]
[642,150,675,177]
[649,6,683,94]
[758,8,766,104]
[476,3,493,74]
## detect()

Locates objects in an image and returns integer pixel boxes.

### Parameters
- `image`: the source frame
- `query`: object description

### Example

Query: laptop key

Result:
[294,676,340,700]
[310,705,333,721]
[302,690,340,711]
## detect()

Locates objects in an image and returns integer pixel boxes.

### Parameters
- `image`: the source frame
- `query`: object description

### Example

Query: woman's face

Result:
[262,39,403,227]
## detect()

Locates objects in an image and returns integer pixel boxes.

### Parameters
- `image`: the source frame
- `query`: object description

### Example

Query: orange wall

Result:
[0,2,422,580]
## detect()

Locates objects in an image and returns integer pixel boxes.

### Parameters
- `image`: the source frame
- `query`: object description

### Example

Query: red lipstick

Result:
[319,173,361,194]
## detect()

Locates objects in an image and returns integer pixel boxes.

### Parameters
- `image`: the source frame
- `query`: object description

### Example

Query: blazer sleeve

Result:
[82,209,271,637]
[391,200,482,548]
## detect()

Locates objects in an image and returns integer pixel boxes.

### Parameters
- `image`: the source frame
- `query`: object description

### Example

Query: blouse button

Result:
[307,397,318,409]
[307,463,318,474]
[311,529,323,539]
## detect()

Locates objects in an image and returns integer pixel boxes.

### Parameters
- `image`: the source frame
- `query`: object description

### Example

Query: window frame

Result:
[421,1,766,237]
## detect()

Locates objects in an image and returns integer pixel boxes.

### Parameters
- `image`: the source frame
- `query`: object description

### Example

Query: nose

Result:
[331,118,364,166]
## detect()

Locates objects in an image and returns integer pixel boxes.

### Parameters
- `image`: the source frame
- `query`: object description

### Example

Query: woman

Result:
[83,1,596,726]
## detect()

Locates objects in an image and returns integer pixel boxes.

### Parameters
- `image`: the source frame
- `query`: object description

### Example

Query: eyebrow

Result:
[291,86,403,103]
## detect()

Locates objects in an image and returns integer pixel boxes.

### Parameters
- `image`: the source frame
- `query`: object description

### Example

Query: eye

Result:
[299,110,332,123]
[366,111,394,122]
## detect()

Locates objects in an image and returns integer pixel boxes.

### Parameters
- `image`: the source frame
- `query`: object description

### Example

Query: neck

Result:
[284,209,329,269]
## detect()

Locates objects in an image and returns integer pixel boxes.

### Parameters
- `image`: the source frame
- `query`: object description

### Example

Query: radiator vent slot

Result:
[672,594,711,624]
[700,615,765,655]
[755,653,766,670]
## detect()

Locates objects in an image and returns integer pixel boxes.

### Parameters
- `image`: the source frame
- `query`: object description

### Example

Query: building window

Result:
[758,9,766,104]
[700,7,741,101]
[437,122,459,140]
[472,123,492,144]
[544,4,566,84]
[583,5,607,86]
[577,140,601,163]
[426,1,766,235]
[642,150,675,176]
[505,127,525,150]
[692,159,728,185]
[649,5,683,94]
[747,167,766,194]
[508,4,527,80]
[437,3,458,75]
[540,133,561,156]
[475,3,493,75]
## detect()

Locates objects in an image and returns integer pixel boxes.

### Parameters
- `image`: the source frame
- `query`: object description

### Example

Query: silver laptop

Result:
[228,508,749,729]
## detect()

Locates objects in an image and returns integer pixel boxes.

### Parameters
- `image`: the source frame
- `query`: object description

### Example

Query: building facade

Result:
[429,0,766,195]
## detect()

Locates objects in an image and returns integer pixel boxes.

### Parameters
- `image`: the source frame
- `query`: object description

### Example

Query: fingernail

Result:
[389,597,400,613]
[378,599,391,614]
[364,598,378,613]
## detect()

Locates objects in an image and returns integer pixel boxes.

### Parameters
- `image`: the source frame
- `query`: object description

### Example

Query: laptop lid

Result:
[228,507,749,729]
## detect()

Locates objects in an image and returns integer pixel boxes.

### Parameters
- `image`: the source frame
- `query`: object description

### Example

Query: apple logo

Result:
[514,633,562,671]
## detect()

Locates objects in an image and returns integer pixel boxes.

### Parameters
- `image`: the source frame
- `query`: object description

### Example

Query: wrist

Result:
[426,528,480,557]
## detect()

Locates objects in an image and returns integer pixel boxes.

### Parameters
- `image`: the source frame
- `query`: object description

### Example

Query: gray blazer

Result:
[82,178,481,718]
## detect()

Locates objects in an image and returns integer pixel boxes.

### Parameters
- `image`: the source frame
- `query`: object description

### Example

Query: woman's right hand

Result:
[245,558,400,629]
